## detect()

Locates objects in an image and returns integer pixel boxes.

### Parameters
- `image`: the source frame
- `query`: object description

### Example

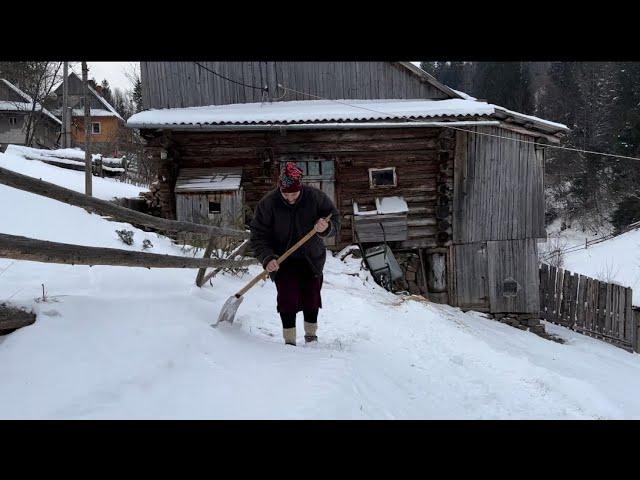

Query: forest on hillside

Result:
[420,62,640,234]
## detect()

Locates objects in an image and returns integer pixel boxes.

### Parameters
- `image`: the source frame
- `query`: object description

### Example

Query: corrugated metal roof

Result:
[127,98,568,135]
[175,167,242,193]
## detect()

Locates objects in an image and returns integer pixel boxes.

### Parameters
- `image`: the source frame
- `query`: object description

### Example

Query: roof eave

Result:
[395,62,464,100]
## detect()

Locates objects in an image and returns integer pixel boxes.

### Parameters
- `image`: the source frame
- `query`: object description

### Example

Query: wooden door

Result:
[282,156,336,246]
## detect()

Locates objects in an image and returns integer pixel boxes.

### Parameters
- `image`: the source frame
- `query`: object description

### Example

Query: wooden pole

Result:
[0,166,249,238]
[0,233,257,269]
[82,61,92,197]
[62,62,70,148]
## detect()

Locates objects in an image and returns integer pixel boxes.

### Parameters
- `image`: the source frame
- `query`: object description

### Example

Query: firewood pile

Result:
[140,181,162,215]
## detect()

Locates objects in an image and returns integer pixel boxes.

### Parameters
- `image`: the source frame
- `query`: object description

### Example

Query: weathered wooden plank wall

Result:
[140,62,450,110]
[176,190,244,228]
[451,126,545,314]
[453,242,489,311]
[486,239,539,314]
[539,264,638,352]
[453,127,546,243]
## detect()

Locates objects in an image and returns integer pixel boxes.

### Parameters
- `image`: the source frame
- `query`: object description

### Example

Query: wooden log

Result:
[0,166,248,239]
[197,239,250,287]
[0,304,36,331]
[194,235,217,287]
[0,233,258,269]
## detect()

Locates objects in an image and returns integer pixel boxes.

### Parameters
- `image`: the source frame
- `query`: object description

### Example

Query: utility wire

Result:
[194,62,267,92]
[276,83,640,163]
[189,65,640,163]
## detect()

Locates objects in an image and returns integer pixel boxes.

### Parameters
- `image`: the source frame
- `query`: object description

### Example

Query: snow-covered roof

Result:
[0,79,62,125]
[87,83,124,121]
[127,98,568,135]
[52,108,122,118]
[175,167,242,193]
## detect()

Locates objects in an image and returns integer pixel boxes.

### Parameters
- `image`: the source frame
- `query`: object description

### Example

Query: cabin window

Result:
[91,122,101,134]
[209,201,221,214]
[369,167,397,188]
[9,117,18,126]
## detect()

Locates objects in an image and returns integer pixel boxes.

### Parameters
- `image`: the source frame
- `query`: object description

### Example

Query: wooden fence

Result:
[539,263,639,352]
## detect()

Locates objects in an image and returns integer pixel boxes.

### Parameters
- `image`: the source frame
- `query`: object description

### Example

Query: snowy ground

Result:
[2,149,640,419]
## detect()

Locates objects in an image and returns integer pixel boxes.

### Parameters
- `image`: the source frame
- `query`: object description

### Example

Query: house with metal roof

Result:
[127,61,569,319]
[0,78,61,150]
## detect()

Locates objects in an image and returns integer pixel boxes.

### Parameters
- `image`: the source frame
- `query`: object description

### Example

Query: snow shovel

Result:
[213,214,333,327]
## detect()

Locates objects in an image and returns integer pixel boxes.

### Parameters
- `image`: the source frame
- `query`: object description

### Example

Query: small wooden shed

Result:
[174,167,244,228]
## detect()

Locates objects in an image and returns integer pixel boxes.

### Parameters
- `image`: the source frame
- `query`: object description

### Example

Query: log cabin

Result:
[127,61,570,317]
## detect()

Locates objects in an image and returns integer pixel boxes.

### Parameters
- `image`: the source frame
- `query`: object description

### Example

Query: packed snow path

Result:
[1,150,640,419]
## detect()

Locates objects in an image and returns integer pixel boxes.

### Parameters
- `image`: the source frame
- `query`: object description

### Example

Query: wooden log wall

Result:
[141,126,455,251]
[539,263,637,352]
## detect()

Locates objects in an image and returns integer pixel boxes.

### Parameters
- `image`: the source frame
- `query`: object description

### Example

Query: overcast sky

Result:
[70,62,139,92]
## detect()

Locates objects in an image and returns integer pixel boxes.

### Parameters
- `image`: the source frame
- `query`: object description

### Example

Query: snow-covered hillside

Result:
[562,227,640,306]
[1,149,640,419]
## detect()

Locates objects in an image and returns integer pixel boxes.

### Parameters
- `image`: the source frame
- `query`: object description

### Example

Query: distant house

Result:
[0,78,61,151]
[52,72,127,156]
[128,61,569,318]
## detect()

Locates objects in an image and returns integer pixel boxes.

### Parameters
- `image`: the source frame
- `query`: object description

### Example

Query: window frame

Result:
[368,167,397,189]
[8,117,18,126]
[91,122,101,134]
[208,201,222,215]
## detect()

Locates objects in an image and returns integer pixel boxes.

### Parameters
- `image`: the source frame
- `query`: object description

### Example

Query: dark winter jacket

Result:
[249,185,340,277]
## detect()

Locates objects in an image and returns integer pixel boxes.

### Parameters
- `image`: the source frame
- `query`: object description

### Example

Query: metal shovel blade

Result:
[212,294,244,327]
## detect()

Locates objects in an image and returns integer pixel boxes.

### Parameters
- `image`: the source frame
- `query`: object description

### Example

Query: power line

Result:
[276,83,640,164]
[194,62,267,92]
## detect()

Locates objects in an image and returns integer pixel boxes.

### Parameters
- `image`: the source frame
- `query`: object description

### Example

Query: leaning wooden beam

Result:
[197,239,251,287]
[0,304,36,331]
[0,166,249,238]
[0,233,258,269]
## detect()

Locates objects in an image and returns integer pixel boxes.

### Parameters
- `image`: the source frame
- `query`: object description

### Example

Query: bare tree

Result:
[0,62,64,147]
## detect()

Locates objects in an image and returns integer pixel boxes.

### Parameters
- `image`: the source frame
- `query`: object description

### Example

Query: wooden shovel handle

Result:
[234,214,333,298]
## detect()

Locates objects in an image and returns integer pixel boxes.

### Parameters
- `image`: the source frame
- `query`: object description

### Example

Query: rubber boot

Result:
[304,321,318,343]
[283,327,296,346]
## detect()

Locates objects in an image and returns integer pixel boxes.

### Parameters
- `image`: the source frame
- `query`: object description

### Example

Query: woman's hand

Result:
[266,259,279,272]
[314,218,329,233]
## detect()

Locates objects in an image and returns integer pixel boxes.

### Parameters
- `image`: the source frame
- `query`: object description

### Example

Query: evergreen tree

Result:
[473,62,533,113]
[132,77,143,112]
[100,79,113,105]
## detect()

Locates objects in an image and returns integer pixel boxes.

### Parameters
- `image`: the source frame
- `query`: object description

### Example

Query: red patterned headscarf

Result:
[279,162,303,193]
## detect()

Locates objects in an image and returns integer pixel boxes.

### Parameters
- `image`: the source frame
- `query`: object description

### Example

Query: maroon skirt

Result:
[274,258,323,313]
